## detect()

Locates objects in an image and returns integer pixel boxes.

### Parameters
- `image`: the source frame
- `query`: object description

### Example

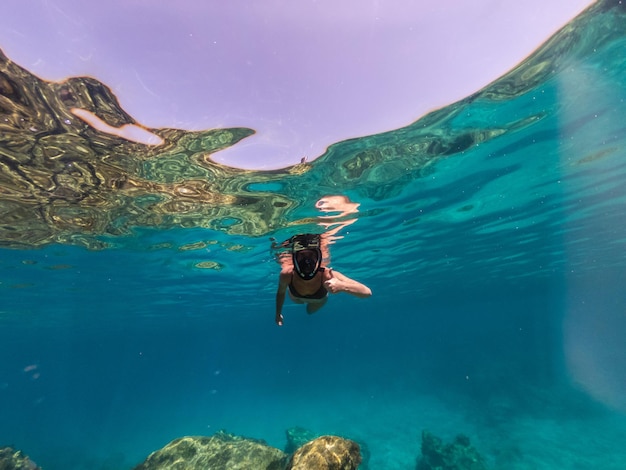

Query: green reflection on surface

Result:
[0,0,623,249]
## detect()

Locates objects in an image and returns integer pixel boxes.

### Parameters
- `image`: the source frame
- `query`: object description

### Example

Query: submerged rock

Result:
[133,431,286,470]
[285,426,370,469]
[134,430,364,470]
[417,431,488,470]
[287,435,362,470]
[0,447,41,469]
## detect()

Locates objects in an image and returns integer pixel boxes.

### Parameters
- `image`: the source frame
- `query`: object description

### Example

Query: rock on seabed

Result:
[132,432,363,470]
[287,435,362,470]
[132,432,287,470]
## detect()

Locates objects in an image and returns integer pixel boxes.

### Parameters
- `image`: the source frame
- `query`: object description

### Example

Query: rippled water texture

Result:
[1,0,621,252]
[1,1,626,469]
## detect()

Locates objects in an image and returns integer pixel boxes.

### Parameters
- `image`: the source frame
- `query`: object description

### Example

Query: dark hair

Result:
[290,233,321,251]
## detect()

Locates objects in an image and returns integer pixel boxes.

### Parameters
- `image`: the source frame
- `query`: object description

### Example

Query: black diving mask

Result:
[292,234,322,280]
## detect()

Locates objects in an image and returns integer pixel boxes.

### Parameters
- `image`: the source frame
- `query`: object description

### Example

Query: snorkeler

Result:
[275,233,371,326]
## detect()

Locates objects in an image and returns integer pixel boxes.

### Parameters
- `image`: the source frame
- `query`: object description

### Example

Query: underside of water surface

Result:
[1,1,626,469]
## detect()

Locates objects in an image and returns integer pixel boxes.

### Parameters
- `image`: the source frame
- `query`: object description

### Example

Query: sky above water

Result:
[0,0,592,169]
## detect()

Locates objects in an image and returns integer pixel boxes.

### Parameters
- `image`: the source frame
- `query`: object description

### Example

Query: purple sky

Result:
[1,0,592,169]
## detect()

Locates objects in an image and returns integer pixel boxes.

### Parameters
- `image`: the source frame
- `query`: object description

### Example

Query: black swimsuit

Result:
[288,268,327,300]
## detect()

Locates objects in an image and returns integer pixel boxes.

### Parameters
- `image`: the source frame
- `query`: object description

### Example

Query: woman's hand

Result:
[324,268,372,297]
[324,269,342,294]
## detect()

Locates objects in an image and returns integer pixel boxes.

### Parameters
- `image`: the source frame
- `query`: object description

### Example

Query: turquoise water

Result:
[1,1,626,468]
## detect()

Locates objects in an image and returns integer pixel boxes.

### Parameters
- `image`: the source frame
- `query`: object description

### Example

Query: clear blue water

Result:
[1,1,626,469]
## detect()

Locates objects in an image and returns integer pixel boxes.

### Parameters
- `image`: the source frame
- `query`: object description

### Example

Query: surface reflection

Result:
[0,48,296,248]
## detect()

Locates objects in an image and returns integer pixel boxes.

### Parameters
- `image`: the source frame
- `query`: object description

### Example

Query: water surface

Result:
[1,1,625,468]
